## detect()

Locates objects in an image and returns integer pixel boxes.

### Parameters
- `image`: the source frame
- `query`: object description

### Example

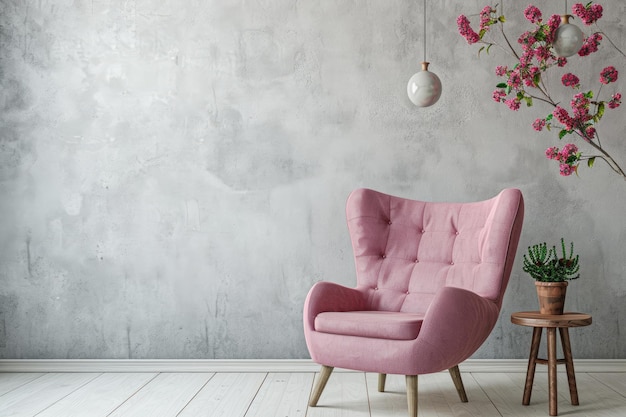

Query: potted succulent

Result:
[522,238,580,314]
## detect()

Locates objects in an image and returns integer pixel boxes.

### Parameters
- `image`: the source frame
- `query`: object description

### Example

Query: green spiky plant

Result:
[522,238,580,282]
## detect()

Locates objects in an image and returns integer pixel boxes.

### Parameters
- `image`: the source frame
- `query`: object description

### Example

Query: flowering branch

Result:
[457,3,626,180]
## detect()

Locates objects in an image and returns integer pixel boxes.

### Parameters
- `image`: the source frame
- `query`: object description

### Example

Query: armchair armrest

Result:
[303,281,367,332]
[417,286,501,372]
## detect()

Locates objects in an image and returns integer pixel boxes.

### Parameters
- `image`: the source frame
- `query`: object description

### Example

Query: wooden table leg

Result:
[547,327,558,416]
[523,327,542,405]
[559,327,579,405]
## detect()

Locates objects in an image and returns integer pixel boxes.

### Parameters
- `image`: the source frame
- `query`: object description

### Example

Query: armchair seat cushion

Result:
[315,311,424,340]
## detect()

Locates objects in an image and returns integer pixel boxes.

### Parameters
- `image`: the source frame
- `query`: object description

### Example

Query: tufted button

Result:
[406,291,410,295]
[381,254,386,259]
[374,287,378,290]
[455,231,459,235]
[388,220,392,225]
[414,259,419,263]
[450,261,454,265]
[421,229,425,234]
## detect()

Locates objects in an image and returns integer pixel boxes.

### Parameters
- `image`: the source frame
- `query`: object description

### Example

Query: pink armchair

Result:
[304,188,524,416]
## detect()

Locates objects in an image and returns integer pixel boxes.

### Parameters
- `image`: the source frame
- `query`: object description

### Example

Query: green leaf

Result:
[479,29,487,39]
[588,157,596,168]
[486,43,493,54]
[505,86,512,95]
[496,82,507,88]
[546,123,552,132]
[499,15,506,23]
[546,114,553,121]
[478,46,485,57]
[597,102,605,119]
[559,129,569,139]
[585,90,594,99]
[525,96,533,106]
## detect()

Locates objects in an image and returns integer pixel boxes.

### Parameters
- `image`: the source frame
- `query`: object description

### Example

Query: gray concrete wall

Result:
[1,0,625,360]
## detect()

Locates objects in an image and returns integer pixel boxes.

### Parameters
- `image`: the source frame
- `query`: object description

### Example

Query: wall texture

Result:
[1,0,625,360]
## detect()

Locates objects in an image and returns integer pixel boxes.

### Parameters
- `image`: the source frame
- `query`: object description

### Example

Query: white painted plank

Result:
[35,373,157,417]
[107,372,213,417]
[367,372,502,417]
[472,372,548,417]
[590,373,626,399]
[0,373,45,396]
[177,372,266,417]
[365,373,411,417]
[552,373,626,417]
[245,373,314,417]
[0,373,100,417]
[421,372,501,417]
[306,372,370,417]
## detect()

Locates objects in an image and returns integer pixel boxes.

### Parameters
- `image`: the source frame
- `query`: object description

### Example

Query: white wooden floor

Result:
[1,370,625,417]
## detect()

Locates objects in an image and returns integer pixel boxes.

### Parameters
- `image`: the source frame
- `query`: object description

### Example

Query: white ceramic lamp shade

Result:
[407,62,442,107]
[553,15,584,57]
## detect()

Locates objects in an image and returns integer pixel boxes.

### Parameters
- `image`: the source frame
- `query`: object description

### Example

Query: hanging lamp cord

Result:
[422,0,427,62]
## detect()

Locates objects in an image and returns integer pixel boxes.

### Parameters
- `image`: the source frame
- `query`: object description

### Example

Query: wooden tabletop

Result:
[511,311,592,328]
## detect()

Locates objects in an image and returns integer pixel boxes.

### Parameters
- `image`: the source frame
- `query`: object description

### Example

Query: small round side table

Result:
[511,311,592,417]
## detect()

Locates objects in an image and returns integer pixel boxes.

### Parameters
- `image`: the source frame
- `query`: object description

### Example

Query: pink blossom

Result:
[533,118,546,131]
[561,73,580,88]
[520,50,534,66]
[585,126,596,140]
[609,93,622,109]
[524,67,540,87]
[553,107,574,130]
[600,66,618,84]
[534,46,551,61]
[507,71,522,89]
[457,15,480,44]
[524,5,542,23]
[495,65,508,76]
[545,14,562,43]
[505,98,521,111]
[557,57,568,67]
[559,164,575,176]
[571,93,591,121]
[578,33,603,57]
[479,6,496,30]
[545,147,560,160]
[492,89,506,103]
[561,143,579,157]
[518,31,537,50]
[572,3,603,25]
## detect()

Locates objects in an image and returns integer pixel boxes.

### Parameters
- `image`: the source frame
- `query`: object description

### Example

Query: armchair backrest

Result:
[346,188,524,314]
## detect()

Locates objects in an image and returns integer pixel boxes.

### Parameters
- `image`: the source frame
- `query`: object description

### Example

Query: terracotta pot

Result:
[535,281,568,315]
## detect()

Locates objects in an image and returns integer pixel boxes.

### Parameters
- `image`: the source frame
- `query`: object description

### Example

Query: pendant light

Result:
[407,0,442,107]
[554,0,584,57]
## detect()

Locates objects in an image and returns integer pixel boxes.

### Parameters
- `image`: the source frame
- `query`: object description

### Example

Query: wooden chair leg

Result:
[559,327,580,406]
[547,328,558,416]
[406,375,418,417]
[309,365,334,407]
[448,365,468,402]
[378,373,387,392]
[523,327,542,406]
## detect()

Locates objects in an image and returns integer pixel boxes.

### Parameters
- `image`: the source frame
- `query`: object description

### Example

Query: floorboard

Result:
[0,371,623,417]
[35,373,158,417]
[0,373,100,417]
[0,373,45,396]
[245,373,314,417]
[306,372,369,417]
[106,372,213,417]
[177,372,267,417]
